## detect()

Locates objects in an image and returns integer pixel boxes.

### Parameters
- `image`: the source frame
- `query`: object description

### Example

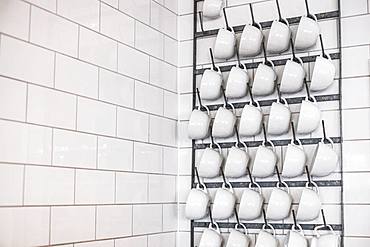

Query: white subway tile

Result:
[149,115,177,146]
[25,0,56,12]
[133,204,162,235]
[177,232,191,247]
[148,233,176,247]
[308,0,338,13]
[178,14,193,41]
[55,54,98,97]
[341,0,368,16]
[149,57,177,92]
[53,129,97,169]
[164,91,178,119]
[163,204,177,231]
[24,166,74,205]
[343,108,370,140]
[178,67,193,93]
[163,146,178,175]
[178,0,192,15]
[51,206,95,244]
[344,205,370,237]
[75,169,115,204]
[57,0,99,30]
[343,140,370,172]
[101,3,134,46]
[179,93,192,120]
[164,0,178,13]
[117,107,149,142]
[342,45,370,78]
[27,85,77,129]
[148,175,176,203]
[164,36,178,66]
[178,40,192,67]
[96,205,132,239]
[0,35,54,87]
[115,236,148,247]
[116,172,148,203]
[0,0,30,40]
[135,81,164,115]
[135,22,164,59]
[134,142,162,173]
[342,14,370,46]
[99,69,134,107]
[79,27,118,70]
[118,0,150,24]
[98,136,133,171]
[344,172,370,204]
[0,76,27,121]
[77,97,116,136]
[0,164,24,206]
[0,120,52,164]
[118,44,150,82]
[343,77,370,109]
[101,0,118,8]
[344,237,370,247]
[0,207,49,247]
[178,148,192,175]
[151,2,177,38]
[30,6,78,56]
[75,240,114,247]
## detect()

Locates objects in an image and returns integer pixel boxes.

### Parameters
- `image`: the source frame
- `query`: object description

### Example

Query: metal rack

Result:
[190,0,344,246]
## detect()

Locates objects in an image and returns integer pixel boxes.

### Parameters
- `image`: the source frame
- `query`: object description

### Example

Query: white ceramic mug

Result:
[224,142,250,178]
[225,64,249,98]
[311,225,340,247]
[226,224,250,247]
[284,224,308,247]
[255,224,278,247]
[297,97,321,134]
[252,60,276,96]
[212,104,236,138]
[280,57,305,93]
[296,181,322,221]
[252,140,277,178]
[239,22,263,57]
[267,18,291,54]
[239,101,263,136]
[295,15,320,50]
[199,223,223,247]
[238,182,264,220]
[310,54,335,91]
[198,143,223,178]
[200,67,223,100]
[188,106,211,140]
[214,27,236,59]
[202,0,223,19]
[310,138,338,177]
[267,98,291,135]
[212,182,236,219]
[266,181,292,220]
[282,139,307,178]
[185,183,210,220]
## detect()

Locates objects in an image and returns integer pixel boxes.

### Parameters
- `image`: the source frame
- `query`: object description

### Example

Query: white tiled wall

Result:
[177,0,370,246]
[0,0,178,246]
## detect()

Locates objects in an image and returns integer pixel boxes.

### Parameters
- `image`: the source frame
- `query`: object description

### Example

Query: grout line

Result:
[77,25,80,58]
[94,205,97,240]
[28,5,32,42]
[22,165,26,205]
[48,206,52,245]
[73,169,76,204]
[96,136,99,169]
[53,52,57,88]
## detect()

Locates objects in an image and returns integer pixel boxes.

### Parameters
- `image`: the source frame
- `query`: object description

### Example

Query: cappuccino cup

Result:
[267,18,291,54]
[255,224,278,247]
[198,143,223,178]
[200,67,223,100]
[266,181,292,220]
[310,54,335,91]
[297,97,321,134]
[212,104,236,138]
[199,223,223,247]
[310,138,338,177]
[294,15,320,50]
[225,64,249,98]
[267,98,291,135]
[185,183,210,220]
[188,106,211,140]
[224,142,250,178]
[239,101,263,136]
[284,224,308,247]
[282,139,307,178]
[212,182,236,220]
[311,225,340,247]
[214,27,236,59]
[251,140,277,178]
[239,22,263,57]
[202,0,223,19]
[252,60,276,96]
[280,57,305,93]
[296,181,322,221]
[226,224,250,247]
[238,182,264,220]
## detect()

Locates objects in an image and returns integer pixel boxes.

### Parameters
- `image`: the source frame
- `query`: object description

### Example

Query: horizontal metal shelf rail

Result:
[193,180,342,188]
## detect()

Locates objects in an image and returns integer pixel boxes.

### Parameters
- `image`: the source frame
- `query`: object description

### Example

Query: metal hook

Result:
[236,49,243,68]
[198,11,205,33]
[321,120,328,142]
[194,167,201,185]
[321,209,327,227]
[305,165,313,186]
[275,165,282,185]
[234,208,241,226]
[209,48,217,71]
[209,205,216,227]
[262,209,268,226]
[222,7,231,31]
[221,86,229,106]
[196,88,204,110]
[247,82,257,107]
[290,38,298,62]
[234,126,242,147]
[249,4,257,27]
[304,0,310,17]
[247,167,255,185]
[292,210,298,229]
[262,39,268,64]
[275,0,282,21]
[319,34,328,58]
[220,168,231,189]
[304,78,312,101]
[291,122,299,145]
[277,84,283,104]
[262,123,268,144]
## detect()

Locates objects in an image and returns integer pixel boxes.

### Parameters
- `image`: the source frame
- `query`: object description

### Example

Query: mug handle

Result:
[276,180,290,194]
[278,97,289,107]
[291,138,303,149]
[209,142,222,154]
[262,223,276,237]
[294,56,304,67]
[291,223,304,235]
[249,99,261,110]
[253,21,262,31]
[235,222,248,235]
[196,181,209,194]
[212,65,222,74]
[209,222,221,233]
[308,13,318,22]
[305,94,317,103]
[248,180,262,194]
[314,224,335,238]
[322,52,332,61]
[305,180,320,195]
[222,181,234,193]
[320,136,335,149]
[224,102,236,114]
[280,18,290,28]
[262,140,276,152]
[265,59,275,70]
[235,141,248,154]
[197,104,210,115]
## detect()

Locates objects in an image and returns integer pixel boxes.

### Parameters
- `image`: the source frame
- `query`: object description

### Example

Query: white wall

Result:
[177,0,370,246]
[0,0,178,246]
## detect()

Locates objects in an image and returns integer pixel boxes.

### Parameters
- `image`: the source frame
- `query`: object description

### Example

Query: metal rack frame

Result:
[190,0,344,246]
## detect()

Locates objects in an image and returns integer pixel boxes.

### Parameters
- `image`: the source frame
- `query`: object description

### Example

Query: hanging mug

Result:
[310,137,338,177]
[267,18,291,54]
[280,57,305,93]
[212,103,236,138]
[226,223,251,247]
[284,224,308,247]
[252,60,276,96]
[185,182,210,220]
[297,96,321,134]
[310,53,335,91]
[188,105,211,140]
[266,181,292,220]
[255,223,278,247]
[239,100,263,137]
[214,27,236,59]
[311,225,340,247]
[212,182,236,220]
[251,140,277,178]
[224,142,250,178]
[239,22,263,57]
[225,63,249,99]
[238,182,264,220]
[198,143,223,178]
[296,181,322,221]
[295,14,320,50]
[282,139,307,178]
[199,222,223,247]
[267,97,291,135]
[200,66,223,100]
